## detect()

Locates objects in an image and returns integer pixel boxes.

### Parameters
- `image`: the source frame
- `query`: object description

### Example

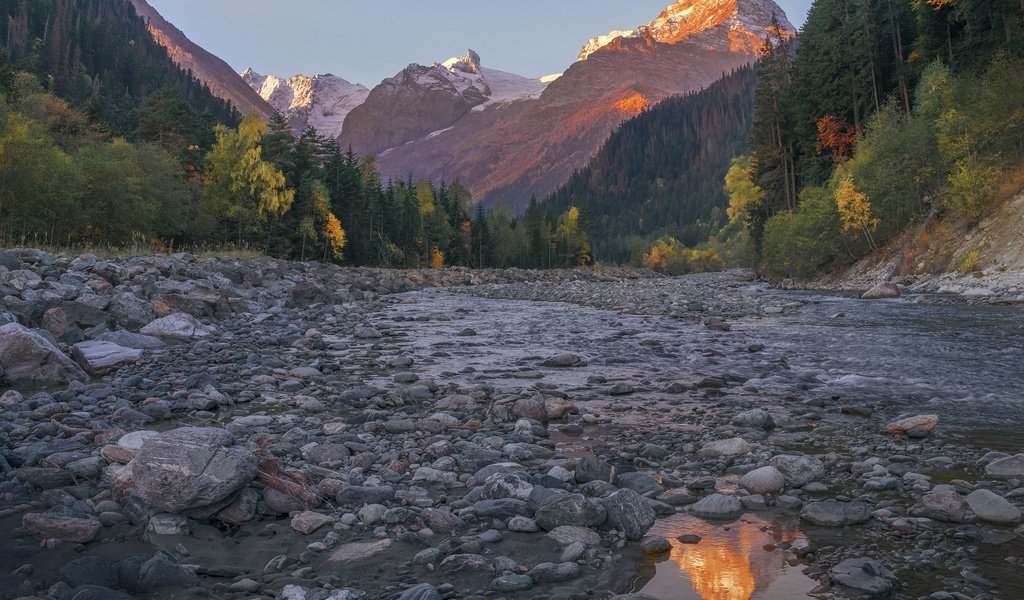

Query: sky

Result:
[147,0,812,86]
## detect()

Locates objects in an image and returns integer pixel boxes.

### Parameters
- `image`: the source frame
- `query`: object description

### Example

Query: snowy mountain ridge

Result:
[241,69,369,138]
[578,0,795,61]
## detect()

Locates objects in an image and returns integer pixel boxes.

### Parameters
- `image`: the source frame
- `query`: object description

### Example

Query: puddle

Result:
[631,514,822,600]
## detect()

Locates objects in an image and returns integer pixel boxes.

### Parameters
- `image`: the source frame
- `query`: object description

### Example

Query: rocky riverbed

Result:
[1,250,1022,600]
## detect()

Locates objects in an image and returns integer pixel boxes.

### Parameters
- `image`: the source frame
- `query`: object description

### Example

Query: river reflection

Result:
[632,514,820,600]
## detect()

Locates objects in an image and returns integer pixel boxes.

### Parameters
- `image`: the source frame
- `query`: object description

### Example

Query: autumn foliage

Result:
[815,116,860,163]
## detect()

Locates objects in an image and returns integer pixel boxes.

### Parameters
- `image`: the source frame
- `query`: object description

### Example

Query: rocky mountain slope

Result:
[241,69,369,138]
[336,50,555,157]
[127,0,274,119]
[364,0,794,208]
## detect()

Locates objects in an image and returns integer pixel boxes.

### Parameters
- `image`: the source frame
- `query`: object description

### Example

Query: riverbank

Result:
[1,251,1022,600]
[807,190,1024,306]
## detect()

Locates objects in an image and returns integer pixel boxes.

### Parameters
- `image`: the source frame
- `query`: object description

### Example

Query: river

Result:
[379,287,1024,599]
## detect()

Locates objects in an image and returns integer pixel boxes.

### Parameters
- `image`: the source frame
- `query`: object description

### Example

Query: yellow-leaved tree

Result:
[299,179,346,262]
[725,156,765,224]
[204,115,295,246]
[835,176,879,250]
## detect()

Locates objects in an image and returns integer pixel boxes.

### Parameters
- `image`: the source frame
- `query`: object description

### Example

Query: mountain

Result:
[545,65,757,262]
[241,69,369,138]
[127,0,274,119]
[363,0,794,209]
[337,51,555,157]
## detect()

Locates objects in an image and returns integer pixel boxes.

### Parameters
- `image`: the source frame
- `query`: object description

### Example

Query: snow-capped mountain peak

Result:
[241,68,369,138]
[577,0,795,61]
[441,50,483,75]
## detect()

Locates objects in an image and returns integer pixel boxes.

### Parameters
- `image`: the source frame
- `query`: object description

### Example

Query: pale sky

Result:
[147,0,812,86]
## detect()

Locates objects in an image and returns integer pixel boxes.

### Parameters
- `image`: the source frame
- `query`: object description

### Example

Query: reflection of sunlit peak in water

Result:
[634,514,816,600]
[674,521,757,600]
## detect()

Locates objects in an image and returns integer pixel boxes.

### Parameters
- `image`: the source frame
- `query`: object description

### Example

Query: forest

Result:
[544,65,757,265]
[726,0,1024,277]
[0,0,592,269]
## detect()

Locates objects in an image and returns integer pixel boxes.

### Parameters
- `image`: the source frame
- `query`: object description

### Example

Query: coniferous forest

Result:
[544,66,756,265]
[726,0,1024,277]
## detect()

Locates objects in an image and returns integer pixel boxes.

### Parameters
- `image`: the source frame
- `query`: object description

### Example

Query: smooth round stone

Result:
[641,536,672,555]
[739,466,786,494]
[491,574,533,592]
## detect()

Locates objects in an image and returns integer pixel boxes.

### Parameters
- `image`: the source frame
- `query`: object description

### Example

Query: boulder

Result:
[603,489,656,540]
[139,314,213,340]
[732,409,775,430]
[616,472,665,495]
[861,282,901,300]
[769,454,826,487]
[441,553,493,574]
[41,307,68,338]
[131,427,257,513]
[546,525,601,546]
[829,558,899,598]
[291,511,335,534]
[697,438,754,459]
[575,456,613,483]
[910,490,968,523]
[71,341,143,375]
[690,493,743,520]
[966,489,1022,524]
[328,539,393,564]
[535,493,607,530]
[0,323,88,385]
[885,414,939,436]
[739,466,786,495]
[985,454,1024,480]
[96,331,166,350]
[22,513,101,543]
[528,562,580,583]
[109,293,156,330]
[800,500,872,527]
[116,551,199,592]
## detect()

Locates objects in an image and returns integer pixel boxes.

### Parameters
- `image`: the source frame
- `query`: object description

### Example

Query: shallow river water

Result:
[379,288,1024,600]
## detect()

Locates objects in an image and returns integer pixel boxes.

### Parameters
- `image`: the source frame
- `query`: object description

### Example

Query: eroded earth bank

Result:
[1,249,1023,600]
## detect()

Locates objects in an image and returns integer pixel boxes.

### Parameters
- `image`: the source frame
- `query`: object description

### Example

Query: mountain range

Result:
[130,0,794,208]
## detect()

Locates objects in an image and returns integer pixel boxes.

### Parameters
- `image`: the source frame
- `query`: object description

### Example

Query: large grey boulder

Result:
[108,293,156,330]
[861,282,901,300]
[769,454,826,487]
[985,454,1024,480]
[131,428,257,513]
[97,331,166,350]
[829,558,899,598]
[574,456,613,483]
[966,489,1022,524]
[739,466,786,494]
[0,323,87,386]
[801,500,872,526]
[71,341,143,375]
[115,552,200,592]
[22,513,102,543]
[602,489,656,540]
[910,490,968,523]
[534,493,607,530]
[697,438,754,459]
[690,493,743,520]
[732,409,775,430]
[139,314,213,340]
